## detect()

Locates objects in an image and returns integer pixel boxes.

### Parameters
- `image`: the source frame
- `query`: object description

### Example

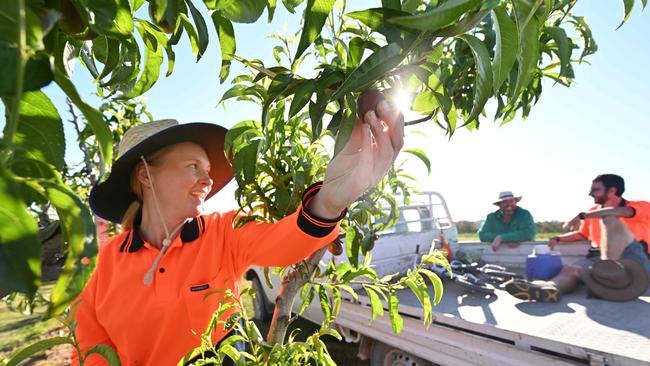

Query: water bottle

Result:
[526,245,563,280]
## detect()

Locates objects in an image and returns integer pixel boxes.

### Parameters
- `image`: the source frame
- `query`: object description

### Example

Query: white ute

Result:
[246,192,650,366]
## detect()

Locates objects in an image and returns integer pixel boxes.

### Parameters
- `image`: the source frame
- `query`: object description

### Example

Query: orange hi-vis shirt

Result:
[72,183,342,366]
[579,200,650,253]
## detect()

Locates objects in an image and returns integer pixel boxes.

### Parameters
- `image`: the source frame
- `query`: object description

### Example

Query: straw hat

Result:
[89,119,232,223]
[580,259,649,302]
[493,191,522,205]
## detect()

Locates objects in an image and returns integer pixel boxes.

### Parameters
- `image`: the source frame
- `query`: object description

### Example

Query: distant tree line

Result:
[456,221,564,234]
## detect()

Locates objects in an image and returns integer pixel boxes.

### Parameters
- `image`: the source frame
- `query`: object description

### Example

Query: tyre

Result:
[250,275,273,322]
[370,341,434,366]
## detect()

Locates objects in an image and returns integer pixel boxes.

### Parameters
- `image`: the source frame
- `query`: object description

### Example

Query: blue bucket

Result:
[526,252,563,280]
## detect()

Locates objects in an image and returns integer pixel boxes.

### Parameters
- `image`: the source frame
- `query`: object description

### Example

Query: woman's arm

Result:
[71,273,116,366]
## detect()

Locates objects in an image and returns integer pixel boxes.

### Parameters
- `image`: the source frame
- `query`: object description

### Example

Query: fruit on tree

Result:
[356,89,385,121]
[58,0,87,35]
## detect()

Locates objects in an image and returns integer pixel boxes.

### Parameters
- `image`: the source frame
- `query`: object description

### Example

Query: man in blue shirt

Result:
[478,191,536,251]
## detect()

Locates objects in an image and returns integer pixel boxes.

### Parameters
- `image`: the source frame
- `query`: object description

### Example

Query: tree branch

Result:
[404,111,435,126]
[266,245,330,345]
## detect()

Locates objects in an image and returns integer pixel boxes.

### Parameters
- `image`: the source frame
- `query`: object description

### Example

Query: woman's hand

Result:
[309,100,404,218]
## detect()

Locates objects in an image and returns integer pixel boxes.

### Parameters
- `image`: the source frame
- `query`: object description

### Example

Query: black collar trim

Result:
[119,214,205,253]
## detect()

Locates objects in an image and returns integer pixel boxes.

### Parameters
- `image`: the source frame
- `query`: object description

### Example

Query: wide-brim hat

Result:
[580,259,649,301]
[89,119,233,223]
[493,191,522,205]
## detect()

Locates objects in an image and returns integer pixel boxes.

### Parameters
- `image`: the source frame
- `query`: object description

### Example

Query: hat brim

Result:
[90,122,233,223]
[580,259,650,302]
[493,196,522,205]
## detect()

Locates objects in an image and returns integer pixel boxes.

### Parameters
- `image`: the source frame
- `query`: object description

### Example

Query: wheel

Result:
[249,275,273,322]
[370,341,433,366]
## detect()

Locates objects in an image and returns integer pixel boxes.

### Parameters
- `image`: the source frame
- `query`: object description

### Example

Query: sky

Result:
[2,1,649,222]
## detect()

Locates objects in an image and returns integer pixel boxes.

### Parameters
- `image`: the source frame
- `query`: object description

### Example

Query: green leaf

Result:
[402,148,431,174]
[347,8,411,32]
[333,95,357,156]
[294,0,336,61]
[0,1,21,45]
[544,26,572,78]
[121,24,163,98]
[387,0,481,32]
[457,34,493,124]
[81,0,134,39]
[139,20,176,77]
[54,69,113,167]
[382,0,401,9]
[44,181,98,317]
[491,6,518,93]
[185,0,209,60]
[100,38,140,88]
[179,13,200,55]
[261,73,294,126]
[309,91,328,140]
[388,292,403,333]
[642,0,648,9]
[331,43,403,100]
[405,276,431,326]
[331,287,342,318]
[317,284,332,321]
[150,0,168,23]
[569,16,597,61]
[9,91,65,171]
[4,337,73,366]
[419,268,444,304]
[232,139,261,185]
[0,2,43,49]
[347,37,365,68]
[288,79,316,118]
[0,49,53,97]
[411,90,439,113]
[364,287,384,321]
[618,0,634,29]
[510,3,540,103]
[97,37,122,80]
[299,284,315,314]
[216,0,266,23]
[267,0,277,21]
[0,170,41,295]
[402,0,420,12]
[212,11,236,82]
[435,8,490,37]
[85,344,122,366]
[282,0,305,13]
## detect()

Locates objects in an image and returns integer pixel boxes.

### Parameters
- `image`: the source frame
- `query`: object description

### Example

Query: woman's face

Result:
[141,142,213,220]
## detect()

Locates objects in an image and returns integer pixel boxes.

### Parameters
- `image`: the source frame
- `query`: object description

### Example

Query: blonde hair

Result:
[120,146,174,231]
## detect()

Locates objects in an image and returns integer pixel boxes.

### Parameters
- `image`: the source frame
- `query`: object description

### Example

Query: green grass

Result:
[457,232,563,242]
[0,283,65,359]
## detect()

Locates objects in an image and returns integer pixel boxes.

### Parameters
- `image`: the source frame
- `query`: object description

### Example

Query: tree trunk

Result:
[266,245,329,345]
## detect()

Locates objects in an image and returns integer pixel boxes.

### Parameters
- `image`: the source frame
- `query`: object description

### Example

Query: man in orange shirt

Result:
[505,174,650,302]
[72,98,405,365]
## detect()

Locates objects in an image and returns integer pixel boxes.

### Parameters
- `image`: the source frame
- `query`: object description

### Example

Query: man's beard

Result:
[593,195,606,205]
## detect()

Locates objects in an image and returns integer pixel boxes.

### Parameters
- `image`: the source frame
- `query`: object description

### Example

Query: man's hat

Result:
[89,119,233,223]
[493,191,522,205]
[580,259,649,302]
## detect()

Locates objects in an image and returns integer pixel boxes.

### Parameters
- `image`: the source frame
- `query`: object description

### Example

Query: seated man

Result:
[478,191,536,251]
[505,174,650,302]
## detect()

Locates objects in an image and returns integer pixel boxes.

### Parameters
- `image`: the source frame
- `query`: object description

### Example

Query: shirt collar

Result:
[119,214,206,253]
